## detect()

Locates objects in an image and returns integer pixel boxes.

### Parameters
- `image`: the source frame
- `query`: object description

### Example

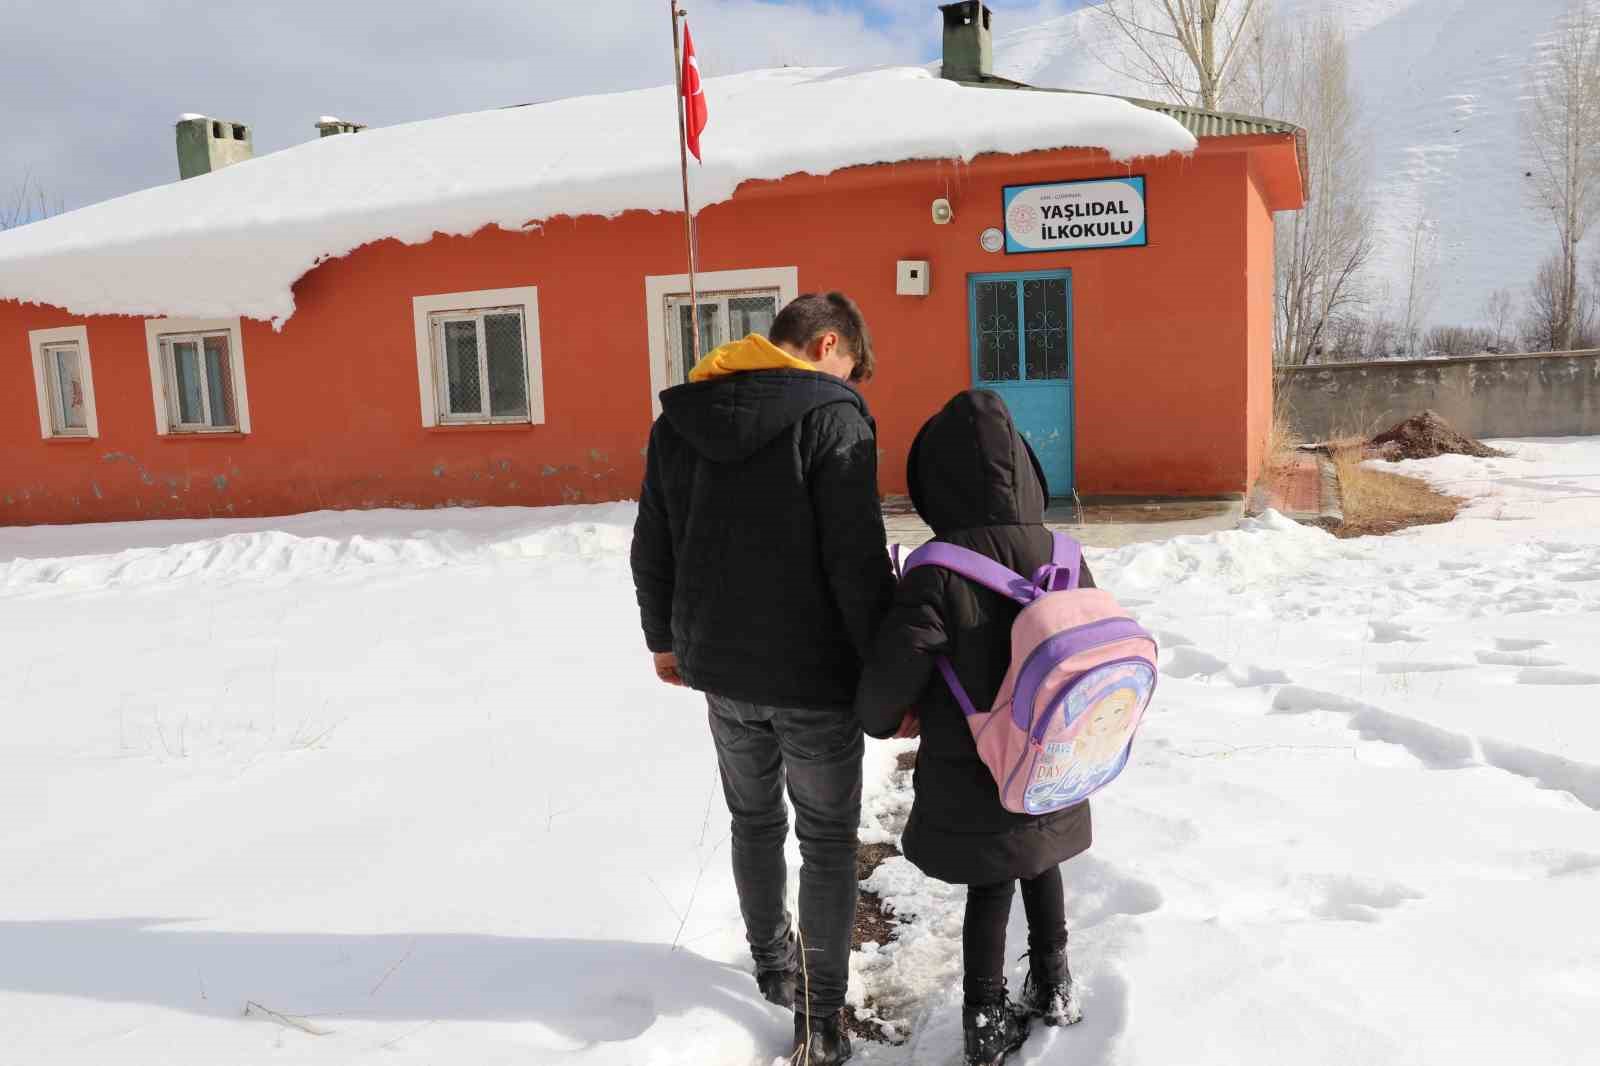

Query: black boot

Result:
[963,979,1031,1066]
[755,932,799,1009]
[1020,945,1082,1027]
[790,1009,852,1065]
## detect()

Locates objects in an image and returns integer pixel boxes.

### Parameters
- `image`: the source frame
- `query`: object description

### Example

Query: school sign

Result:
[1003,176,1147,253]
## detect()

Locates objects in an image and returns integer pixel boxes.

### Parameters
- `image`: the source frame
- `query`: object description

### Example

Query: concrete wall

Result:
[1278,350,1600,441]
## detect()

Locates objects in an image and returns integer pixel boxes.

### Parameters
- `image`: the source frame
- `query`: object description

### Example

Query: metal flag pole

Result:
[670,1,701,365]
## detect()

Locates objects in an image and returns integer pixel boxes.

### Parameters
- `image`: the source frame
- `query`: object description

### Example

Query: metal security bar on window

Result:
[975,276,1069,383]
[1022,277,1070,380]
[159,332,237,431]
[42,342,88,435]
[430,307,530,423]
[975,280,1020,382]
[664,288,780,384]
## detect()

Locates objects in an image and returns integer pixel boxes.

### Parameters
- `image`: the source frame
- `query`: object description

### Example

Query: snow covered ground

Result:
[2,439,1597,1065]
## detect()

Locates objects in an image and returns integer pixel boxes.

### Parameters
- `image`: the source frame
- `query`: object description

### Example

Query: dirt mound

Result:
[1368,411,1506,462]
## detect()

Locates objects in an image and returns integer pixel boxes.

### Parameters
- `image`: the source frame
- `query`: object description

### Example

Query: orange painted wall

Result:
[1244,156,1278,487]
[1,142,1282,527]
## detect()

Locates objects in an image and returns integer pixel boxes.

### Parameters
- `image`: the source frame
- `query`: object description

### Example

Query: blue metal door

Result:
[967,270,1074,496]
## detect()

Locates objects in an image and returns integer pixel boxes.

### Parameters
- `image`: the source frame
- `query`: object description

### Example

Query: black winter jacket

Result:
[855,390,1094,885]
[632,369,895,709]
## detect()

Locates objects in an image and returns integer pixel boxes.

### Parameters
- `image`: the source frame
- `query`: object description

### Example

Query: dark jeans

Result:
[707,693,863,1016]
[963,865,1067,1002]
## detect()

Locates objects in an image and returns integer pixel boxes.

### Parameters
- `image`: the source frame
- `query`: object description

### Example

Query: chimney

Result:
[939,1,993,83]
[175,115,253,180]
[315,116,367,138]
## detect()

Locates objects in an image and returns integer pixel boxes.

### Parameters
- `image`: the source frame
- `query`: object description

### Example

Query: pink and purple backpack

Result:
[898,533,1158,815]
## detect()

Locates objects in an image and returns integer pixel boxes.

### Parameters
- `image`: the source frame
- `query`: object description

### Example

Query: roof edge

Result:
[950,75,1309,199]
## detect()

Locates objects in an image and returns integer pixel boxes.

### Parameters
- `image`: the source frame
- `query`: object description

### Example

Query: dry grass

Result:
[1331,445,1462,538]
[1264,396,1305,474]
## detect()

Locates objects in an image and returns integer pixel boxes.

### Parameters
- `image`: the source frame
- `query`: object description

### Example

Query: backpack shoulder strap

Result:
[1050,533,1084,591]
[902,541,1035,605]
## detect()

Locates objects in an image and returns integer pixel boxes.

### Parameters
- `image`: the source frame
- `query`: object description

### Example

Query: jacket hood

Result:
[660,368,868,464]
[907,389,1048,533]
[687,332,818,382]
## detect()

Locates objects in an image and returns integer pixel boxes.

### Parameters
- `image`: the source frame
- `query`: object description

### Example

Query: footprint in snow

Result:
[1308,875,1424,923]
[1554,568,1600,583]
[1374,660,1475,674]
[1475,650,1565,667]
[1517,667,1600,686]
[1494,637,1552,652]
[1153,628,1195,648]
[1544,852,1600,878]
[1161,646,1291,687]
[1368,620,1425,644]
[1065,854,1164,928]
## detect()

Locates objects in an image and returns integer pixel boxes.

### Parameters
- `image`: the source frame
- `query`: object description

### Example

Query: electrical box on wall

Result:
[896,260,930,296]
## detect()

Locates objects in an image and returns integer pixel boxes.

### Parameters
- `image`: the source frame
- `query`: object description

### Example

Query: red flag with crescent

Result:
[681,23,708,162]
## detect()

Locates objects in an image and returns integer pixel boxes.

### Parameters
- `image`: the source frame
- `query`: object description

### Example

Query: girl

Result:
[856,390,1093,1066]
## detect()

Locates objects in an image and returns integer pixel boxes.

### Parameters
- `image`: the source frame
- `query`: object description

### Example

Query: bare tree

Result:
[1521,251,1594,350]
[1090,0,1264,111]
[1269,15,1375,366]
[1365,315,1402,361]
[1522,1,1600,351]
[1425,325,1496,356]
[1399,207,1439,357]
[1482,288,1517,350]
[1,171,61,230]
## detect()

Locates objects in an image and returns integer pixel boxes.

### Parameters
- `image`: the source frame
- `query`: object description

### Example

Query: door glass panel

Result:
[484,312,530,417]
[171,341,204,423]
[1022,277,1070,380]
[50,346,87,430]
[442,319,482,414]
[203,335,236,426]
[974,280,1019,382]
[677,302,721,383]
[728,294,778,339]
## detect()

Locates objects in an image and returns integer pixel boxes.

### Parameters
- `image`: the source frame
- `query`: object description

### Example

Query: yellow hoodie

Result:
[687,333,818,383]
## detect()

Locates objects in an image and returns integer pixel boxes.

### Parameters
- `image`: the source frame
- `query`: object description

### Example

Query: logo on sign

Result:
[1007,203,1038,236]
[1002,177,1147,254]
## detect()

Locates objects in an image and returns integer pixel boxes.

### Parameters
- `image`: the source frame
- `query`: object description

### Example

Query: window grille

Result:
[429,306,531,422]
[664,288,781,384]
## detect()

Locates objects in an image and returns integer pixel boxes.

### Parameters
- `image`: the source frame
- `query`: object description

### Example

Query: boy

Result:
[631,292,894,1065]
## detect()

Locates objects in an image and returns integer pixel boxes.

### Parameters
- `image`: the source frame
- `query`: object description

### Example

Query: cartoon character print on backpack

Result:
[1023,660,1156,815]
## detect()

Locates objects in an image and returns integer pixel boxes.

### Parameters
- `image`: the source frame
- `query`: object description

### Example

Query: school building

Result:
[0,3,1306,527]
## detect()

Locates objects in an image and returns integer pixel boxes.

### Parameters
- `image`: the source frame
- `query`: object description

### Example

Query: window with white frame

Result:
[143,317,251,436]
[663,288,781,385]
[430,306,530,422]
[644,267,799,415]
[28,325,99,439]
[158,330,240,431]
[411,287,544,428]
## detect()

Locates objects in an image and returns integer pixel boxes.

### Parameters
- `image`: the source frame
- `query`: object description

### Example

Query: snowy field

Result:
[2,439,1597,1065]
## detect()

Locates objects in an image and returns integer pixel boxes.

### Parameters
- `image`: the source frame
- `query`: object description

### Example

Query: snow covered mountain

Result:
[993,0,1574,330]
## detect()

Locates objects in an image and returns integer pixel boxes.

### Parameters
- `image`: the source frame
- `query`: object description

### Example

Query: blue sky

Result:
[3,0,1090,217]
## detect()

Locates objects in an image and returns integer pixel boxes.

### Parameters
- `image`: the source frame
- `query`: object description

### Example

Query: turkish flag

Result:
[681,23,708,162]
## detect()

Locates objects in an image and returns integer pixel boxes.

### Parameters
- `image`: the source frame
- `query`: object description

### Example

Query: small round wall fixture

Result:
[980,227,1004,253]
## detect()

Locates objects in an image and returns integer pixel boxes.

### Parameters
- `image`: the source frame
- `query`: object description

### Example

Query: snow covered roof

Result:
[0,65,1194,328]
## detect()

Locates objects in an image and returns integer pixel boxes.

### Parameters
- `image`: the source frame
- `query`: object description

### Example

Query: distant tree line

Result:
[1092,0,1600,364]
